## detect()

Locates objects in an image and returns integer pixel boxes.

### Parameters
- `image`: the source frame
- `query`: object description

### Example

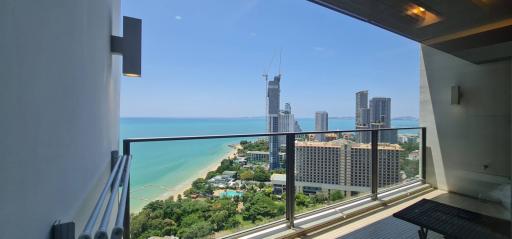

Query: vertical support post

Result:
[123,140,131,239]
[285,133,295,229]
[421,127,427,182]
[123,177,130,239]
[111,150,119,172]
[371,130,378,200]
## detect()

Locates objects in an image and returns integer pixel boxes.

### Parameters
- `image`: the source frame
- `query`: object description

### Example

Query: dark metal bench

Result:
[393,199,510,239]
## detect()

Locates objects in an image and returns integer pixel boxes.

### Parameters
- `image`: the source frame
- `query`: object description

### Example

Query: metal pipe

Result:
[78,155,124,239]
[111,155,131,239]
[371,130,379,200]
[94,155,127,239]
[285,133,296,228]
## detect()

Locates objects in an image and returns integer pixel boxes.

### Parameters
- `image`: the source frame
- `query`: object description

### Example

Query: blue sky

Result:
[121,0,419,118]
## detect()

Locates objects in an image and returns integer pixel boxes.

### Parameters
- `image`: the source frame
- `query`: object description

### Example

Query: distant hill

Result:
[392,116,418,120]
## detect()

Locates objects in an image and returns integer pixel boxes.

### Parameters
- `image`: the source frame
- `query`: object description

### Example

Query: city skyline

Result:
[120,0,420,118]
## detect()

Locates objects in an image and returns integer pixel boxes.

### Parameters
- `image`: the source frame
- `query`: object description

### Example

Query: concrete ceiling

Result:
[309,0,512,64]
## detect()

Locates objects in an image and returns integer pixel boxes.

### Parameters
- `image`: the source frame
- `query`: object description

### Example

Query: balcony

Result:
[117,127,427,239]
[3,0,512,239]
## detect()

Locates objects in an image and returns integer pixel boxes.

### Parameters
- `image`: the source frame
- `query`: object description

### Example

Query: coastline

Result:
[154,144,239,202]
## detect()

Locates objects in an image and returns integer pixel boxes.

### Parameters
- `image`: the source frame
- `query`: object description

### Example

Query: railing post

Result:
[371,130,378,200]
[421,127,427,182]
[122,140,131,239]
[285,133,295,229]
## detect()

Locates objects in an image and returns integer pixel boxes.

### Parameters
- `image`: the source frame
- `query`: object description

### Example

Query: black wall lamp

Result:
[451,85,461,105]
[111,16,142,77]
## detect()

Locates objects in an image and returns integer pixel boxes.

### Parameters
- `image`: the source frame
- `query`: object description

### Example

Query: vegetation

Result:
[295,190,345,209]
[131,139,347,238]
[205,158,240,180]
[131,197,239,239]
[183,178,213,197]
[399,141,420,178]
[239,139,269,155]
[253,166,271,182]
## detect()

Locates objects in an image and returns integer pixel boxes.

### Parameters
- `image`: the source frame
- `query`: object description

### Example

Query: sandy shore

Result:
[155,144,239,201]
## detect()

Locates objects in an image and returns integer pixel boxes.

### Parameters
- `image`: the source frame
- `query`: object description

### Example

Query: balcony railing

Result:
[121,127,426,239]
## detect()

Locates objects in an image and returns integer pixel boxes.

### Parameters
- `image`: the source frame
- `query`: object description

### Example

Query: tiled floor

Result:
[302,189,510,239]
[336,217,443,239]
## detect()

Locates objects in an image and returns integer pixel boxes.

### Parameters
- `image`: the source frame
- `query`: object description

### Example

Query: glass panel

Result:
[129,136,285,239]
[377,128,421,192]
[293,132,370,216]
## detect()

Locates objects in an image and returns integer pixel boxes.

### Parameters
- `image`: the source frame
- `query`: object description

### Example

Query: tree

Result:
[242,192,284,222]
[253,166,270,182]
[210,210,230,230]
[258,182,266,189]
[177,220,213,239]
[295,193,312,208]
[240,170,254,181]
[329,190,344,201]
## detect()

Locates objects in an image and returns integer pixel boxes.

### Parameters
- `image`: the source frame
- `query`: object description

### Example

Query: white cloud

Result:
[175,16,182,20]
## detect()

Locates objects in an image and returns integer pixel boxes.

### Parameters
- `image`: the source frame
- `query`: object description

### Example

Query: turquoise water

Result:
[220,190,244,198]
[121,117,418,211]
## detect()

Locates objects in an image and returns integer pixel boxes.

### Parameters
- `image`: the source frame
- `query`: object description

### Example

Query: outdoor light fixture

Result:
[111,16,142,77]
[404,3,441,27]
[451,85,461,105]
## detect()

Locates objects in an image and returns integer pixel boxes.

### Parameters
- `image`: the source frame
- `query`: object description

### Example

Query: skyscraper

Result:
[355,90,368,125]
[284,102,291,114]
[369,97,397,143]
[267,75,281,170]
[315,111,328,141]
[355,91,371,143]
[278,103,295,146]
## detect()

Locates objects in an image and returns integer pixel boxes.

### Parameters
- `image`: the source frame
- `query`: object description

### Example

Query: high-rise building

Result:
[355,90,368,125]
[295,140,402,193]
[284,102,291,114]
[295,141,344,185]
[350,143,401,188]
[277,103,302,147]
[369,97,397,143]
[315,111,328,141]
[267,75,281,170]
[355,91,371,143]
[355,92,397,144]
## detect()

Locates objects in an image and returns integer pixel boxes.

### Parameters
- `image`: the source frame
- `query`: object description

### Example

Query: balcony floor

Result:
[303,190,510,239]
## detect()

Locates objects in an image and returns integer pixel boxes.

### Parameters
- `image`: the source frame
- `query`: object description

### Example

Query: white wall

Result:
[0,0,121,238]
[420,45,511,202]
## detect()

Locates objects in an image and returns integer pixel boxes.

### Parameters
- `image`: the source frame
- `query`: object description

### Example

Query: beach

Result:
[154,144,239,202]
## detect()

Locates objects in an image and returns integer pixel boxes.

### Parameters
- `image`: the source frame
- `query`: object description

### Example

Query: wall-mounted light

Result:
[451,85,461,105]
[111,16,142,77]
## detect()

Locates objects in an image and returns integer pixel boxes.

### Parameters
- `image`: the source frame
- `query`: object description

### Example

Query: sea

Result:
[120,117,419,211]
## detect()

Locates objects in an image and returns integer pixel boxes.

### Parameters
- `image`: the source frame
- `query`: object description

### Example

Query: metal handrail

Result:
[78,155,131,239]
[122,126,427,239]
[112,155,132,239]
[123,127,424,143]
[78,155,126,239]
[94,155,128,239]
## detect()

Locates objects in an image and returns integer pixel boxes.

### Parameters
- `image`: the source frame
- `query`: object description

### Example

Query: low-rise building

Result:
[247,151,285,163]
[398,134,419,144]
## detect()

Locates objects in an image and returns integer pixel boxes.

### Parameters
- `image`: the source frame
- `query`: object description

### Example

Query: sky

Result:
[121,0,420,118]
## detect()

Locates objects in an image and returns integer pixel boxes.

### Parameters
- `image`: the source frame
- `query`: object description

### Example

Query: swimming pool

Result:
[220,190,244,198]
